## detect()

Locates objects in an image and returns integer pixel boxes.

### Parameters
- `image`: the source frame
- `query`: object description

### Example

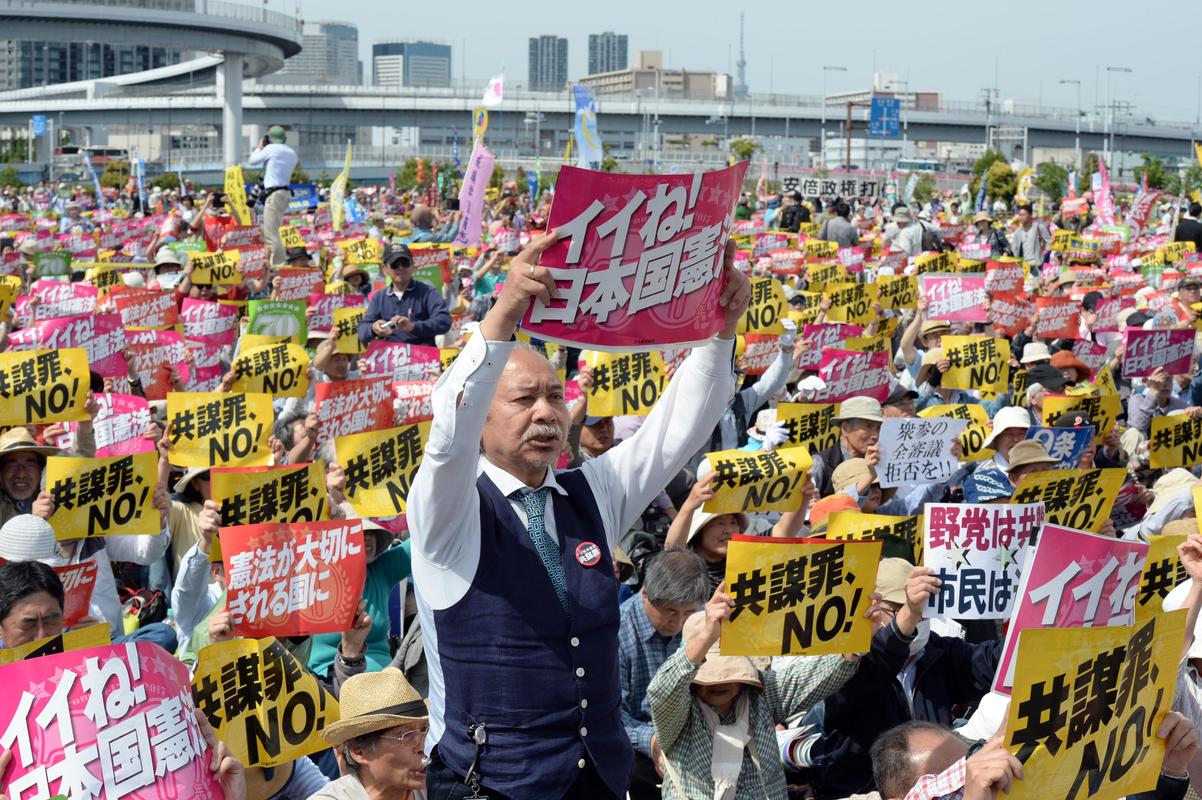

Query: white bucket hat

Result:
[0,515,62,565]
[982,406,1032,450]
[1020,342,1052,365]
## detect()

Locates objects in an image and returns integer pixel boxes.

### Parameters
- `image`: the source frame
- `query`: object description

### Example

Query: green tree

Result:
[600,155,620,173]
[100,160,130,189]
[1138,153,1170,189]
[0,167,23,187]
[972,149,1007,178]
[1078,153,1099,193]
[728,137,761,162]
[151,172,180,191]
[489,163,505,190]
[1167,163,1202,197]
[911,174,937,204]
[1034,161,1070,203]
[291,164,309,184]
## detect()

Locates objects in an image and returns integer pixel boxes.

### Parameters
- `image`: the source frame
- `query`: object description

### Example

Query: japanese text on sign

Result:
[876,417,967,489]
[704,447,811,514]
[166,392,273,468]
[334,423,430,517]
[45,451,158,538]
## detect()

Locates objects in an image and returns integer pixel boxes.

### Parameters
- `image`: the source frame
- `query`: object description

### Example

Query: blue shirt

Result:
[618,592,680,757]
[358,279,451,347]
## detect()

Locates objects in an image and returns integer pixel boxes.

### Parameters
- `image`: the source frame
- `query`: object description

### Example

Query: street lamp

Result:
[1105,66,1132,167]
[821,66,846,168]
[1060,78,1082,173]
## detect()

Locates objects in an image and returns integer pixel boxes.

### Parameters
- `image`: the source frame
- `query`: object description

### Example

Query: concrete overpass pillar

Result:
[217,55,243,167]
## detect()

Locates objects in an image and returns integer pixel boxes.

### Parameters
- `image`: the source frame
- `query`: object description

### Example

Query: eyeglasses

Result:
[378,728,428,749]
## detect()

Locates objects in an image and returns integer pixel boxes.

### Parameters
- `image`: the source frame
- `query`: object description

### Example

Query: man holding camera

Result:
[358,242,451,348]
[246,125,298,265]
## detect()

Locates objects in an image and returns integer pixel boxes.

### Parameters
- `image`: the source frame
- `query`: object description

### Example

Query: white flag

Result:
[482,74,504,108]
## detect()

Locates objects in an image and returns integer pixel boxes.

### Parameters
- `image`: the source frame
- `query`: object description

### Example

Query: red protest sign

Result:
[221,519,366,638]
[1035,296,1080,339]
[275,268,325,301]
[985,260,1026,294]
[309,293,366,333]
[53,560,98,627]
[813,349,889,403]
[522,163,748,350]
[1122,328,1194,377]
[113,287,180,329]
[988,291,1034,338]
[740,333,779,375]
[393,380,436,424]
[314,377,393,446]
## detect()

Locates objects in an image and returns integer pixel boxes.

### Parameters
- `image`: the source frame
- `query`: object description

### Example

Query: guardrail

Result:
[0,0,301,33]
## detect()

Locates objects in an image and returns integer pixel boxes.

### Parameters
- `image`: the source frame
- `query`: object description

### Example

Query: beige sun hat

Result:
[830,396,884,424]
[1006,440,1058,470]
[682,610,763,689]
[321,667,428,746]
[0,428,60,457]
[172,466,210,495]
[685,509,750,546]
[982,406,1032,450]
[874,557,914,605]
[1149,469,1198,515]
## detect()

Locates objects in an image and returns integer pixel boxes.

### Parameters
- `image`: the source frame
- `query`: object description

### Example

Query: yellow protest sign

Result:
[804,239,838,259]
[0,623,110,665]
[1162,240,1196,263]
[211,461,327,526]
[721,537,880,656]
[1011,468,1125,532]
[334,423,430,516]
[823,511,922,564]
[914,251,959,273]
[1149,415,1202,469]
[875,274,917,310]
[703,447,812,514]
[806,262,848,290]
[1004,613,1184,800]
[739,278,786,334]
[0,275,18,319]
[440,347,460,371]
[941,335,1011,393]
[279,225,305,249]
[231,342,311,399]
[1043,392,1120,439]
[166,391,273,468]
[823,282,875,325]
[45,452,159,538]
[1134,534,1189,622]
[224,165,252,226]
[585,351,666,417]
[0,348,90,427]
[333,306,365,354]
[193,637,339,768]
[238,333,290,351]
[189,249,242,285]
[1093,365,1118,396]
[919,403,993,461]
[337,237,382,265]
[774,403,839,454]
[844,334,890,354]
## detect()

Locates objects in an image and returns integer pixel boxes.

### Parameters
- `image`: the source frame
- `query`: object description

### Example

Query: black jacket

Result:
[812,621,1003,799]
[1174,218,1202,252]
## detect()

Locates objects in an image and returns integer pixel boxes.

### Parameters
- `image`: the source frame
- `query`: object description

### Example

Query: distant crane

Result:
[734,12,748,98]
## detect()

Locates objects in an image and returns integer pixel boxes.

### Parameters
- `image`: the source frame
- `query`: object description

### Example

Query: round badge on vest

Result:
[575,541,601,567]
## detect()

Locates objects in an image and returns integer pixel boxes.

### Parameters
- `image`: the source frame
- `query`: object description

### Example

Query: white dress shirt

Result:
[246,143,298,189]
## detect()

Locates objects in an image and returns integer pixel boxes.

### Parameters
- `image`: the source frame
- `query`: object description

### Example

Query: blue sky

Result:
[282,0,1197,125]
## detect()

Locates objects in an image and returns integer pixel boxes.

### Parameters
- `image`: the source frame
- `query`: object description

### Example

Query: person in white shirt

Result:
[246,125,299,266]
[407,231,750,798]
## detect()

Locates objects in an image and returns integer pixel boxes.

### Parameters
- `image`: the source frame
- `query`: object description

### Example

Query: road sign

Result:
[869,97,900,140]
[31,115,46,137]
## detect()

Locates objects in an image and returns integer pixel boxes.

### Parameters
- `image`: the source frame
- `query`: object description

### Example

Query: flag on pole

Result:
[572,85,603,169]
[330,141,352,232]
[482,74,504,108]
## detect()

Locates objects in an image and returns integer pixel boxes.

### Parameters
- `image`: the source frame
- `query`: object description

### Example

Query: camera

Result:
[382,320,397,334]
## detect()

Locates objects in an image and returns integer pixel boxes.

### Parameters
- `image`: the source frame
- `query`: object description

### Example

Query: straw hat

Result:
[340,262,371,283]
[0,427,59,457]
[1006,440,1058,470]
[685,509,749,546]
[972,211,993,225]
[321,668,428,745]
[746,408,777,441]
[919,320,952,339]
[682,611,763,689]
[831,396,884,424]
[17,238,39,256]
[916,349,945,387]
[831,458,877,493]
[0,514,61,564]
[874,557,914,605]
[982,406,1032,450]
[173,466,210,494]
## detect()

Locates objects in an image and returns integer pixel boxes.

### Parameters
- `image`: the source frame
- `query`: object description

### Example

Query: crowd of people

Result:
[1,131,1202,800]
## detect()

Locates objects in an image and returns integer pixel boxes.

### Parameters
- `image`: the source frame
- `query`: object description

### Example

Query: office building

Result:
[577,50,731,101]
[274,21,360,85]
[587,32,627,75]
[528,35,567,91]
[0,40,182,90]
[372,40,451,88]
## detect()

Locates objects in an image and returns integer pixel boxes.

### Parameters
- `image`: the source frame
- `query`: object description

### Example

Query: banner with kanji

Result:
[703,447,812,514]
[739,277,787,335]
[334,423,430,517]
[393,380,437,425]
[721,536,880,656]
[45,452,158,538]
[940,335,1011,393]
[54,561,98,628]
[210,462,326,526]
[230,342,310,399]
[0,642,223,800]
[180,298,239,349]
[114,289,179,330]
[812,349,889,403]
[314,378,393,446]
[0,348,89,426]
[523,163,748,349]
[584,350,666,416]
[1042,393,1121,439]
[166,391,273,468]
[191,637,339,768]
[923,503,1045,620]
[876,417,967,489]
[918,403,994,461]
[993,523,1149,694]
[1025,426,1094,470]
[1003,613,1184,800]
[1134,534,1189,622]
[823,511,921,564]
[919,274,988,322]
[188,250,241,285]
[876,274,917,310]
[1149,415,1202,469]
[1010,468,1124,533]
[1035,296,1081,339]
[774,402,839,454]
[360,341,441,382]
[89,393,154,458]
[334,306,366,354]
[220,519,365,638]
[1122,328,1194,377]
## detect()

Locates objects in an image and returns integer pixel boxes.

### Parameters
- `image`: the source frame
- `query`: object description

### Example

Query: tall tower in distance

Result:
[734,12,748,98]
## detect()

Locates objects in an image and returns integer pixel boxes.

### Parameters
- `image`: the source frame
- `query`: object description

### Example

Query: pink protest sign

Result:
[1070,339,1110,374]
[8,312,127,378]
[14,281,98,326]
[92,392,155,458]
[0,642,223,800]
[392,379,436,424]
[1122,327,1194,377]
[180,298,239,349]
[360,340,442,382]
[753,232,792,259]
[1092,295,1122,332]
[185,342,226,391]
[812,349,889,403]
[275,268,324,302]
[127,330,192,401]
[309,293,367,333]
[919,274,988,322]
[521,162,749,350]
[453,141,495,247]
[992,523,1148,694]
[798,323,862,370]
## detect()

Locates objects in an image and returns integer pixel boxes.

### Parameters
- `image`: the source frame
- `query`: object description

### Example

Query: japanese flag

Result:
[482,74,504,108]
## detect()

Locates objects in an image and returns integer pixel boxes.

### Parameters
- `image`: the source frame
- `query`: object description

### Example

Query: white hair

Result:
[1026,383,1045,407]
